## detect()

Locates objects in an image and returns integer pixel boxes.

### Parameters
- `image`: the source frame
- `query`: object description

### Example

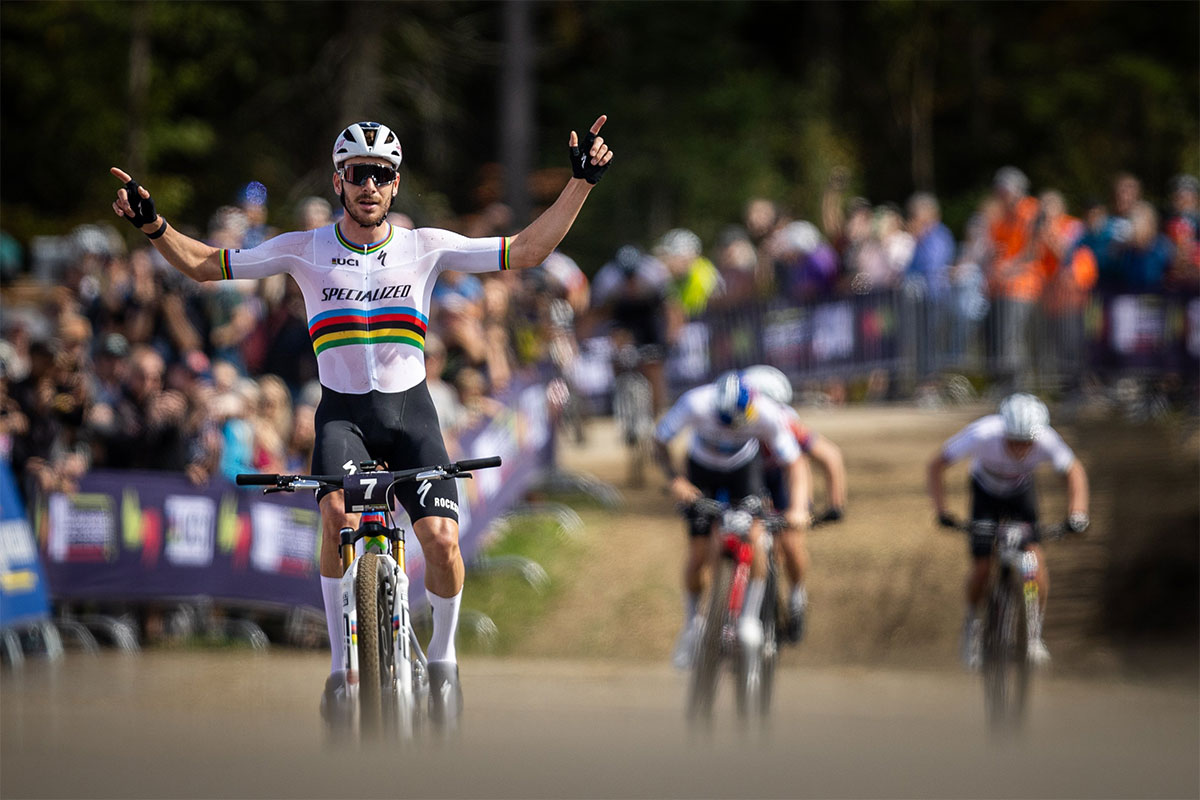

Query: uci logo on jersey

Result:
[331,257,360,267]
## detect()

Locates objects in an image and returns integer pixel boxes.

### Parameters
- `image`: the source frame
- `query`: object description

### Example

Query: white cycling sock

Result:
[426,589,462,664]
[789,584,808,609]
[743,578,765,622]
[684,592,699,624]
[321,576,344,674]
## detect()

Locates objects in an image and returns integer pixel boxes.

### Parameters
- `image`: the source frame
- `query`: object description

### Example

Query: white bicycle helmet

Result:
[741,364,792,406]
[331,122,403,169]
[999,393,1049,442]
[654,228,702,259]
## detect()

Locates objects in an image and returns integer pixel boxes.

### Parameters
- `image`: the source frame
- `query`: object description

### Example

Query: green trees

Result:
[1,1,1195,269]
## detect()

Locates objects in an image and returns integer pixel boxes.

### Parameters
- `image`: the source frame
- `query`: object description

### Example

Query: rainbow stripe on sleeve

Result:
[500,237,511,271]
[219,250,233,280]
[308,306,428,355]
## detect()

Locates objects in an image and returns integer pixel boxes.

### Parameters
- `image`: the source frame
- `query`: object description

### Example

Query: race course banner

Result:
[36,373,553,613]
[0,461,52,628]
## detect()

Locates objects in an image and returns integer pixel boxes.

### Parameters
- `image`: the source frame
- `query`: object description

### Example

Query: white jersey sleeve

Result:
[415,229,509,275]
[749,397,802,465]
[220,230,314,280]
[1033,426,1077,473]
[654,386,704,445]
[940,416,993,464]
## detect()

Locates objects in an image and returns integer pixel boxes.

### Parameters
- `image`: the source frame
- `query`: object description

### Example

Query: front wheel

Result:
[688,559,734,723]
[982,575,1029,732]
[757,564,781,719]
[355,553,394,736]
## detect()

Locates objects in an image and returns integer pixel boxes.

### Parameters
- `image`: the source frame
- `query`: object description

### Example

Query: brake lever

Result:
[263,486,292,495]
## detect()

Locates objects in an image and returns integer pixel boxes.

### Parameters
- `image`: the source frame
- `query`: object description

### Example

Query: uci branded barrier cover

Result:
[35,376,553,614]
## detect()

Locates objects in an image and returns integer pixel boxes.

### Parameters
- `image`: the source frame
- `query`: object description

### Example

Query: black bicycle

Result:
[964,518,1070,732]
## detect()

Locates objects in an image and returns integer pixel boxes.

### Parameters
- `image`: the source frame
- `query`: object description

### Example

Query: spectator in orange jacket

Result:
[1033,190,1098,316]
[987,166,1043,303]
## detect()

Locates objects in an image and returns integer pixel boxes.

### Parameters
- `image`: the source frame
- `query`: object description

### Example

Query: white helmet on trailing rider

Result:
[331,122,403,169]
[654,228,702,260]
[714,370,755,428]
[741,364,792,406]
[999,393,1049,442]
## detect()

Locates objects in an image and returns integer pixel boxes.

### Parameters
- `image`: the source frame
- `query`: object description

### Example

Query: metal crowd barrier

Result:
[671,287,1198,397]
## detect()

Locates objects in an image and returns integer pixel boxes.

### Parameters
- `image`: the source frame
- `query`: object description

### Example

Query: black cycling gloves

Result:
[817,507,845,524]
[569,129,609,184]
[122,179,159,228]
[937,512,961,529]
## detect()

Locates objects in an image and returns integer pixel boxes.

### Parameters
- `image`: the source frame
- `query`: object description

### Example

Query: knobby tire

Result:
[689,559,734,723]
[758,561,781,719]
[355,552,392,735]
[982,574,1029,732]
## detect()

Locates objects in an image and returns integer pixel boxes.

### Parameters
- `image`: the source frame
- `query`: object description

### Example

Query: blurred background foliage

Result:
[1,0,1196,270]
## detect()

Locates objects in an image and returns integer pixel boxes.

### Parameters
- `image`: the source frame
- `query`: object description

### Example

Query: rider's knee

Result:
[417,516,461,567]
[319,493,352,537]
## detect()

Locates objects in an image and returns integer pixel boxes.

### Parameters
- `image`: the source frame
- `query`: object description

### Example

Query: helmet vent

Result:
[363,128,378,146]
[341,128,357,144]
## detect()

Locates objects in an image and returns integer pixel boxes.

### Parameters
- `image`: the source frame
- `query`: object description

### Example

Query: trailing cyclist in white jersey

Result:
[928,393,1090,669]
[654,371,809,670]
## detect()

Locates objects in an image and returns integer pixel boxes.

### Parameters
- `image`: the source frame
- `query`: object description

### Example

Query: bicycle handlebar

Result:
[680,497,840,531]
[235,456,502,493]
[235,473,280,486]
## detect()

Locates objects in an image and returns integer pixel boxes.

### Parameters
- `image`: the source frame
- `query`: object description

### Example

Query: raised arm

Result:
[505,116,614,270]
[110,167,226,283]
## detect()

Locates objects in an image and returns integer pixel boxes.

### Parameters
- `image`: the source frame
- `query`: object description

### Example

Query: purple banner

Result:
[37,374,554,613]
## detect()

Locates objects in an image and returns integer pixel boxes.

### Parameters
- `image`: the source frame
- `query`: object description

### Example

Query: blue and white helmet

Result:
[741,364,792,406]
[999,393,1048,442]
[332,121,403,169]
[714,370,755,427]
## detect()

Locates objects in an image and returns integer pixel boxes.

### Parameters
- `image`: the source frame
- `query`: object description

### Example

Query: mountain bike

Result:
[611,341,656,485]
[966,518,1068,733]
[683,495,787,724]
[236,455,501,740]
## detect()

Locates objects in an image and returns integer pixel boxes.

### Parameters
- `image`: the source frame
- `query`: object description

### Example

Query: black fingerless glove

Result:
[818,507,844,524]
[569,130,609,185]
[937,512,960,529]
[123,179,159,228]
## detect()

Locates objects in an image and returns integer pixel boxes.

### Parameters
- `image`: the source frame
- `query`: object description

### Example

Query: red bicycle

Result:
[684,495,786,723]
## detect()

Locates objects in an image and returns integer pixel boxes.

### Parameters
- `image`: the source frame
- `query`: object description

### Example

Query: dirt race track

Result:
[2,404,1198,799]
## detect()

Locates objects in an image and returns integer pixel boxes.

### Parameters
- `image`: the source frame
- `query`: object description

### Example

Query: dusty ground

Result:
[2,404,1197,799]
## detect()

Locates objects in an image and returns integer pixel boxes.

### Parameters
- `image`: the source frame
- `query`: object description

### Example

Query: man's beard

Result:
[339,190,394,228]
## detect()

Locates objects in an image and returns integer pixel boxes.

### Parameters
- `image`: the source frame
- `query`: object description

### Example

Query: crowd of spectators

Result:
[1,168,1196,496]
[0,183,588,502]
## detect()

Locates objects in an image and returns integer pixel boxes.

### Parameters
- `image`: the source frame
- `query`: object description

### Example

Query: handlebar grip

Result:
[236,474,279,486]
[455,456,502,472]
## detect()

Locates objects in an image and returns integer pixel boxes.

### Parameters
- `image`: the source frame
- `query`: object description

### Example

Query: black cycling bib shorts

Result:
[311,381,460,523]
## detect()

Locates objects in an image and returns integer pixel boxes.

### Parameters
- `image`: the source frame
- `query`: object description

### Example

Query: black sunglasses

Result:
[339,163,398,186]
